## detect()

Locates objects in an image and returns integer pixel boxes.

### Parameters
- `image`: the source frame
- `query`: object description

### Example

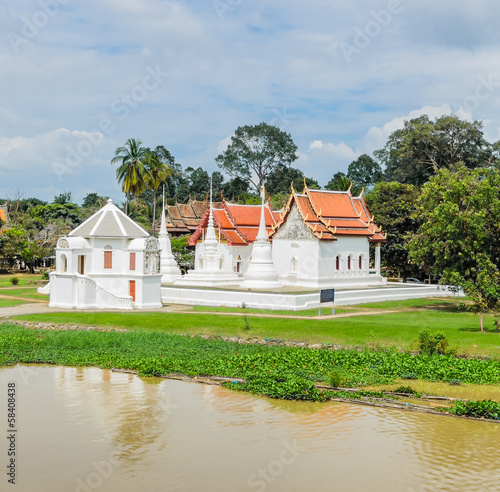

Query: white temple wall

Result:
[135,275,163,309]
[48,273,75,307]
[272,238,320,281]
[229,245,252,274]
[319,236,370,280]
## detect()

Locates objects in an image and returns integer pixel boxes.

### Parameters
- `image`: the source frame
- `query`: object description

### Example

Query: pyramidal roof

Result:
[69,199,149,238]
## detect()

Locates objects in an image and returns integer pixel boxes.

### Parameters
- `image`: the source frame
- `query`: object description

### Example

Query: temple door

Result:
[129,280,136,302]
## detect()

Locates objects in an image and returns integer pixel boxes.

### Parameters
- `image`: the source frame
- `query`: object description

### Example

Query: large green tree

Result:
[264,164,319,195]
[407,167,500,331]
[325,172,362,195]
[365,182,421,280]
[347,154,383,191]
[143,149,173,234]
[375,115,498,186]
[111,138,148,214]
[216,122,298,192]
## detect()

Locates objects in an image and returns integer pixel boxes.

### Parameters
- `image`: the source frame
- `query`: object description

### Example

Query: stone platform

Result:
[161,283,464,311]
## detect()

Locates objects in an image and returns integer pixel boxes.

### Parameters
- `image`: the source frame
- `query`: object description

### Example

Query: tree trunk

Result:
[124,193,129,215]
[152,190,157,237]
[480,314,484,333]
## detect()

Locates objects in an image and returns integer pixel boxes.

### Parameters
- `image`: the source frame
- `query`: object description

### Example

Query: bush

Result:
[41,271,50,281]
[392,385,419,395]
[10,277,19,286]
[418,330,451,355]
[327,368,346,388]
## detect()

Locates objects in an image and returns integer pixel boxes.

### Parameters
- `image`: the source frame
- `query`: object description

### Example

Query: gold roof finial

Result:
[303,177,308,193]
[291,180,295,194]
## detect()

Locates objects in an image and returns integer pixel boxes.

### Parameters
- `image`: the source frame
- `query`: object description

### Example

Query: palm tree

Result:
[143,150,173,235]
[111,138,148,215]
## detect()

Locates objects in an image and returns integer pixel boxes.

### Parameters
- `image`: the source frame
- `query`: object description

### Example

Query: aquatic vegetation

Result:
[2,322,500,403]
[442,400,500,420]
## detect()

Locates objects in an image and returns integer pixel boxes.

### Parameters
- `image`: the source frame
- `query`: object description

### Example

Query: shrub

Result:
[41,271,50,281]
[418,330,450,355]
[392,385,419,395]
[327,368,345,388]
[10,278,19,286]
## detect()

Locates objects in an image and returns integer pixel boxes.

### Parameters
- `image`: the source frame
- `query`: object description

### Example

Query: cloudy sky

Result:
[2,0,500,204]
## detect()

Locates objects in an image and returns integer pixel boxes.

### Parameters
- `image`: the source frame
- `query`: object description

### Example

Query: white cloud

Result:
[216,135,233,154]
[2,0,500,201]
[309,140,323,150]
[360,105,453,153]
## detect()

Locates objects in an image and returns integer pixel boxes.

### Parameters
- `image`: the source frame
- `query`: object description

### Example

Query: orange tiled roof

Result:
[270,187,386,242]
[188,201,279,246]
[161,200,222,235]
[0,209,5,222]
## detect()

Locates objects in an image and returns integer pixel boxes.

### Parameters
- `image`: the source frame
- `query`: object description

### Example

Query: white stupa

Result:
[158,189,182,284]
[240,186,282,289]
[174,177,240,287]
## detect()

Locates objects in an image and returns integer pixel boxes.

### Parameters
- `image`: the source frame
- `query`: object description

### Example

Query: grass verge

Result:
[12,306,500,357]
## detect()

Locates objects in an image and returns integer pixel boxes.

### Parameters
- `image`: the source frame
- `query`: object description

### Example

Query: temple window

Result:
[104,246,112,269]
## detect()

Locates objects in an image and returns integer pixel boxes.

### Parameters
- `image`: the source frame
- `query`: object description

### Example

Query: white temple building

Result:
[41,187,462,311]
[270,186,386,288]
[48,199,162,309]
[184,184,386,289]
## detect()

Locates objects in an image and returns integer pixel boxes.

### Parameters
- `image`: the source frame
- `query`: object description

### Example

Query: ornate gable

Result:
[272,203,316,241]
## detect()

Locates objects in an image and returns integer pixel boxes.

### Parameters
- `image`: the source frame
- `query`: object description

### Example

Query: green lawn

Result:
[0,299,29,307]
[192,305,349,316]
[354,298,465,310]
[13,306,500,357]
[0,288,48,300]
[0,274,46,287]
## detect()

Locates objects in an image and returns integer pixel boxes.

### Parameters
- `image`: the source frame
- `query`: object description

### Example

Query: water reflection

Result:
[1,365,500,492]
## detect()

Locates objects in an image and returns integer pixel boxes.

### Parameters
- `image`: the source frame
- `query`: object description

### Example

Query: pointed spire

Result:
[255,185,269,243]
[159,185,168,238]
[204,174,218,247]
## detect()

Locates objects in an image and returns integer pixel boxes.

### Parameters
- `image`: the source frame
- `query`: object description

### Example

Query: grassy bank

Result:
[1,322,500,403]
[12,303,500,357]
[0,273,46,288]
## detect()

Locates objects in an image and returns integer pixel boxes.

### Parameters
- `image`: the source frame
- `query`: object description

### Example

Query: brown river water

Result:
[2,364,500,492]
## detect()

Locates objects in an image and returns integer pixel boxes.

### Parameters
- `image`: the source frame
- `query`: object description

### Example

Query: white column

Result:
[375,242,381,276]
